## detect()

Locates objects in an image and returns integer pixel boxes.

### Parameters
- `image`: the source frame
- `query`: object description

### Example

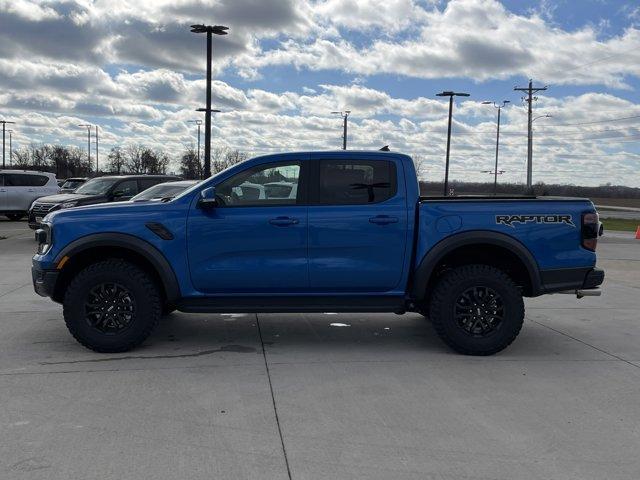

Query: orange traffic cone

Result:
[636,226,640,240]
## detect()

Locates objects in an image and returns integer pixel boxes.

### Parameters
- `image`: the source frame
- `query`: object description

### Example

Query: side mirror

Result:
[198,187,218,209]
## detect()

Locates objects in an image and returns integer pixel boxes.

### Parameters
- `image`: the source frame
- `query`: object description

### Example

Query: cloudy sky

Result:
[0,0,639,186]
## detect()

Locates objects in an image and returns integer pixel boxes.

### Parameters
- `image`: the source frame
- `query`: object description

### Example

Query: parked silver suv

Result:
[0,170,60,221]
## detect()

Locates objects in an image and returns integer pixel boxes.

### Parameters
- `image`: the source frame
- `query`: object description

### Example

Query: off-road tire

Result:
[63,259,162,353]
[6,213,24,221]
[429,264,524,356]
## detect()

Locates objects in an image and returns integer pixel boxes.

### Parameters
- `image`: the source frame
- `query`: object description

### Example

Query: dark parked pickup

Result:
[28,174,180,229]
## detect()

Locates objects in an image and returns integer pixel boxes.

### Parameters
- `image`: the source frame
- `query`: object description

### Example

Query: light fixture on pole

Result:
[191,23,229,178]
[331,111,351,150]
[436,91,470,196]
[1,120,15,168]
[482,100,510,194]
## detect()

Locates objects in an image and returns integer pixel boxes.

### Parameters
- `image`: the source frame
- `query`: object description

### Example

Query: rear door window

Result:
[138,178,162,191]
[112,179,138,198]
[316,160,397,204]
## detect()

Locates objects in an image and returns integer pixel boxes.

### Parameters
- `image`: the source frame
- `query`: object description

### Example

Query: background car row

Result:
[0,170,200,226]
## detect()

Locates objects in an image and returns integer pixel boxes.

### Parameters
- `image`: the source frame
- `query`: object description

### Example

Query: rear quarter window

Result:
[4,173,50,187]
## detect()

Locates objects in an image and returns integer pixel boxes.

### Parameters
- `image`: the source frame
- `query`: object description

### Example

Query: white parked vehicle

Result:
[0,170,60,221]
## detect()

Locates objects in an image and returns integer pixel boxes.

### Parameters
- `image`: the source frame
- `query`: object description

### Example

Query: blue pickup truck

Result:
[32,151,604,355]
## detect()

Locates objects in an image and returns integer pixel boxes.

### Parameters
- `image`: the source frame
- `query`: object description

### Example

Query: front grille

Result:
[31,203,57,216]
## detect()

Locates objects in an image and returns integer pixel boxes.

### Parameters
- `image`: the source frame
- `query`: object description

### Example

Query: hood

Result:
[34,193,102,204]
[46,197,168,223]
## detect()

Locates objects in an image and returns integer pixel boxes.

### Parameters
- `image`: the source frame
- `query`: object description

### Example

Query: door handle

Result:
[269,216,299,226]
[369,215,399,225]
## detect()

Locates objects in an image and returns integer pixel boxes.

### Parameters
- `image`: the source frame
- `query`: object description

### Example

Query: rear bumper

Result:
[31,263,58,298]
[540,267,604,294]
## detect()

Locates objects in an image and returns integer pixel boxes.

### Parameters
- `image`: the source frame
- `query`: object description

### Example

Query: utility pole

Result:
[1,120,15,168]
[331,111,351,149]
[436,91,469,196]
[514,79,547,188]
[482,100,510,194]
[191,24,229,178]
[95,125,99,174]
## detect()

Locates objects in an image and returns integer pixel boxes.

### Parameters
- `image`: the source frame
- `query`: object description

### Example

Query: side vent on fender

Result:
[145,222,174,240]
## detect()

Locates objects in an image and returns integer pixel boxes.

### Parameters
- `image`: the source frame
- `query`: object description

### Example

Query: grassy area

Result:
[602,218,639,232]
[591,198,640,208]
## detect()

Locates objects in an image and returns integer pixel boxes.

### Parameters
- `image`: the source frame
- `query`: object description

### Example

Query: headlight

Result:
[60,201,78,209]
[36,223,53,255]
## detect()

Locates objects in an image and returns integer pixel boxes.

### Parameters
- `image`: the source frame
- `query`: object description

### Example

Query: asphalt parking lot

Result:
[1,219,639,480]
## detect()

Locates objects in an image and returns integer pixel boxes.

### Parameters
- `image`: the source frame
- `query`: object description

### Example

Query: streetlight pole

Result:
[1,120,16,168]
[78,124,92,172]
[196,109,220,179]
[331,111,351,149]
[7,130,12,166]
[188,119,203,168]
[95,125,99,174]
[191,24,229,178]
[436,91,470,196]
[482,100,510,194]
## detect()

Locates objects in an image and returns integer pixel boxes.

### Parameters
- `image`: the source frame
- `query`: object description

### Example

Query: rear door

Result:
[4,173,39,211]
[307,155,408,292]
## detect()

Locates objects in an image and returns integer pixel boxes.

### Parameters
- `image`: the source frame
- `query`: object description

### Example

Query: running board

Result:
[177,295,407,314]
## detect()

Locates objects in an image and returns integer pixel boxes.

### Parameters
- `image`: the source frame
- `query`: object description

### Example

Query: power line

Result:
[535,114,640,127]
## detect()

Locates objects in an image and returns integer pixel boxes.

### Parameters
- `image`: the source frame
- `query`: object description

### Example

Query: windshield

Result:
[61,180,85,190]
[132,183,192,201]
[74,178,119,195]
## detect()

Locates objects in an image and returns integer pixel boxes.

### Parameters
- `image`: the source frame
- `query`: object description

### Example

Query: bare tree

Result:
[107,147,125,174]
[211,147,248,175]
[179,147,202,179]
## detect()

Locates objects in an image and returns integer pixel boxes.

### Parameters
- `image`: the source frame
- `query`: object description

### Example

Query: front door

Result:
[187,160,308,294]
[307,156,408,292]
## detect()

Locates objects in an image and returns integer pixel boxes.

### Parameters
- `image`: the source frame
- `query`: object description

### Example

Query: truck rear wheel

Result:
[429,264,524,355]
[6,213,24,221]
[63,259,162,353]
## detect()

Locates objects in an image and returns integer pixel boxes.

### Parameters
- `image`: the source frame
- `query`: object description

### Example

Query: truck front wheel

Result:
[63,259,162,353]
[429,264,524,356]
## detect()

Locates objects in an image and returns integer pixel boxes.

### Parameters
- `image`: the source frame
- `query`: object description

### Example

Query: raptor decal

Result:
[496,214,575,228]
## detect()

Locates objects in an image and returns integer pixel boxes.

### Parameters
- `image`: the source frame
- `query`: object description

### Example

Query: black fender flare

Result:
[410,230,542,300]
[54,233,181,303]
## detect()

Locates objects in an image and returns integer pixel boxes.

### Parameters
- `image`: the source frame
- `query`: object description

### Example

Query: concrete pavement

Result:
[1,219,639,480]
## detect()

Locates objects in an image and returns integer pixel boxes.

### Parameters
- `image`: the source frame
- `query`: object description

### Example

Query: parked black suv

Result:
[59,177,89,193]
[28,174,180,229]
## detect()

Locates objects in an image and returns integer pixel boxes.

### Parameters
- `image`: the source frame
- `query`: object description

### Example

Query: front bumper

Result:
[31,263,58,298]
